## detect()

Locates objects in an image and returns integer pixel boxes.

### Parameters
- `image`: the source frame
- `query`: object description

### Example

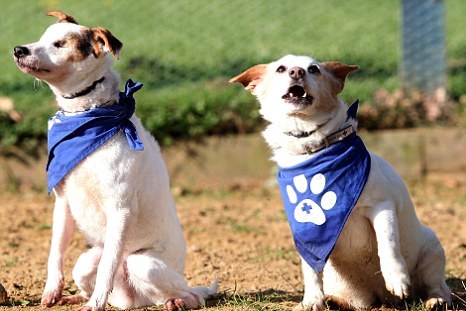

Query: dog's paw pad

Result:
[285,173,336,225]
[425,297,447,309]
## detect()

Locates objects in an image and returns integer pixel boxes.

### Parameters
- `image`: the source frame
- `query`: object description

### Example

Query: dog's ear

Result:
[322,62,359,94]
[47,11,78,24]
[229,65,267,95]
[90,27,123,60]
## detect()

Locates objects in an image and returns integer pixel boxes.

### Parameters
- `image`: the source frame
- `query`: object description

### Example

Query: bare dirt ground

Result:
[0,172,465,311]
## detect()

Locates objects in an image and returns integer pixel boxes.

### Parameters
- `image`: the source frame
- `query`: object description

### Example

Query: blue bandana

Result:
[46,79,144,194]
[276,102,371,272]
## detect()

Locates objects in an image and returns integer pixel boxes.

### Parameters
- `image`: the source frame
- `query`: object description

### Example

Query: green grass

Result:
[210,285,298,311]
[1,0,465,150]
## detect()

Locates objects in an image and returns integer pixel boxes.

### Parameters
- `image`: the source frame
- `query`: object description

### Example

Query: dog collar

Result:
[301,125,354,155]
[290,100,359,155]
[61,76,106,99]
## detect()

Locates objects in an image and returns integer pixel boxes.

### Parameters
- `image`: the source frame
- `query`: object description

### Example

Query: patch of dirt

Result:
[0,174,465,310]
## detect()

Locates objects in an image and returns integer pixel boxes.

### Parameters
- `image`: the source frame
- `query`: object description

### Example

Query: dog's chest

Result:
[58,139,135,245]
[67,187,109,245]
[331,206,376,257]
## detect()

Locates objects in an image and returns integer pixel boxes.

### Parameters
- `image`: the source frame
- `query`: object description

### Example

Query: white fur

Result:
[14,14,216,311]
[231,54,451,310]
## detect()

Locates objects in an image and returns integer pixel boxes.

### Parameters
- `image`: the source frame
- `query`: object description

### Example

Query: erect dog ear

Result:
[321,62,359,94]
[90,27,123,60]
[229,65,267,95]
[47,11,78,24]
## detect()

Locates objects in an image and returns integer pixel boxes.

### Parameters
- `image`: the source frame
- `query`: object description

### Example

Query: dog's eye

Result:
[53,40,65,48]
[276,65,286,73]
[308,65,320,74]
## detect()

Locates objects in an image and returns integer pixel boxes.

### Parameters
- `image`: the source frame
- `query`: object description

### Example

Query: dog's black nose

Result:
[14,46,30,58]
[289,66,305,80]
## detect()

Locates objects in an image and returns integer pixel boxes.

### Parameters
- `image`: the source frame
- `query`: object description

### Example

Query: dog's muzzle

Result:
[13,46,50,73]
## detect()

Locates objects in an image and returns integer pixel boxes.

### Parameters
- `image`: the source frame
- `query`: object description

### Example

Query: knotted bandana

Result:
[276,101,371,272]
[47,79,144,194]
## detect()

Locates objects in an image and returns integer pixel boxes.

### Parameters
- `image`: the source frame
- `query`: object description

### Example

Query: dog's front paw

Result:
[56,294,88,306]
[384,273,410,299]
[41,280,64,307]
[295,291,325,311]
[293,300,325,311]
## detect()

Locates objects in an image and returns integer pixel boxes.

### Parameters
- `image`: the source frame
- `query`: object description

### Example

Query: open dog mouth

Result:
[282,85,313,106]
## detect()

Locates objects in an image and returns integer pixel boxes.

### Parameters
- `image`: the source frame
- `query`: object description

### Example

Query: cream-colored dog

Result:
[230,55,450,310]
[13,11,215,311]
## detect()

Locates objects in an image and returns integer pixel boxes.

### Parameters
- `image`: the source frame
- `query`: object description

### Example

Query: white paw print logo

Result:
[286,173,337,225]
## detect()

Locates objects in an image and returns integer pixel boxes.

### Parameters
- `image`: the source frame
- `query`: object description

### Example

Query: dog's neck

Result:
[49,67,120,113]
[61,76,106,100]
[263,100,356,167]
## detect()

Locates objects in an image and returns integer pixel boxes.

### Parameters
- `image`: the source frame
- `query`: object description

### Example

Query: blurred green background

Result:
[0,0,465,150]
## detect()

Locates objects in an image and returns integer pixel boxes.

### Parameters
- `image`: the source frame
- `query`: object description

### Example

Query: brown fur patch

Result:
[312,80,341,115]
[325,295,356,310]
[65,30,93,62]
[90,27,123,60]
[322,62,359,95]
[229,64,267,94]
[47,11,78,24]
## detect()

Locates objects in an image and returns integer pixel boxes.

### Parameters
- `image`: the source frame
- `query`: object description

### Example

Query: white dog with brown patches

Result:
[230,55,451,310]
[13,11,215,311]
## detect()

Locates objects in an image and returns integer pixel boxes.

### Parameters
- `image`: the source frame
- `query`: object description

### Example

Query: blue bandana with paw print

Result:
[276,102,371,272]
[46,79,144,194]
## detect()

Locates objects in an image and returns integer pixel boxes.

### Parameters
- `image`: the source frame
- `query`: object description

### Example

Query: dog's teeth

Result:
[302,92,307,98]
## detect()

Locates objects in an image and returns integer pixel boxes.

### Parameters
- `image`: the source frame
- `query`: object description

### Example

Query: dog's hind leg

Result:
[413,227,451,309]
[52,247,103,306]
[67,246,140,309]
[71,247,102,301]
[369,200,410,300]
[124,250,215,310]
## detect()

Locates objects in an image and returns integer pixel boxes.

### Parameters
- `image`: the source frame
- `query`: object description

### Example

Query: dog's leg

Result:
[414,227,451,309]
[370,201,410,299]
[125,250,212,310]
[73,247,102,299]
[41,196,75,307]
[294,258,325,311]
[82,208,132,311]
[55,247,103,306]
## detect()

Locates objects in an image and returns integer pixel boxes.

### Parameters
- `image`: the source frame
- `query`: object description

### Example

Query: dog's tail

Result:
[191,278,218,305]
